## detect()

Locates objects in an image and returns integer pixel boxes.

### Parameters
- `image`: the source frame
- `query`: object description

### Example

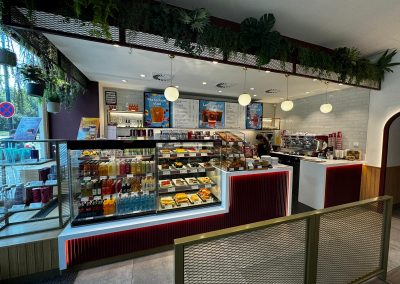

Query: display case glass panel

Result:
[156,141,221,212]
[0,140,69,238]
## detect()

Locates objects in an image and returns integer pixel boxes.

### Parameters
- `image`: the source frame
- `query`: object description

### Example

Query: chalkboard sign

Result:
[105,91,117,105]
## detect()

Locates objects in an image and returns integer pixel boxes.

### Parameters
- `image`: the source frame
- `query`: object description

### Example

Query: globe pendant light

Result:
[320,81,333,113]
[281,74,294,111]
[238,67,251,106]
[164,55,179,102]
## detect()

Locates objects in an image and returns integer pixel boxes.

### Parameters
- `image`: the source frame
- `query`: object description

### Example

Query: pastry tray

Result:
[158,191,220,212]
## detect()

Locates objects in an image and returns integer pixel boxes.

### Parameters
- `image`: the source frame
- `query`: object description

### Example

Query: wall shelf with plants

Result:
[4,0,400,89]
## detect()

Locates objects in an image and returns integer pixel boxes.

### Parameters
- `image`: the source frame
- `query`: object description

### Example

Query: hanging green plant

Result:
[239,14,281,66]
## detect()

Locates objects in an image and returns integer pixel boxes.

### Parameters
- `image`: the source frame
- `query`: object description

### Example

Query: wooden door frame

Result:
[379,112,400,196]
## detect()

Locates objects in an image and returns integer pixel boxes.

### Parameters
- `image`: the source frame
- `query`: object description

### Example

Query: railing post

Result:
[175,244,185,284]
[305,214,320,284]
[379,197,393,281]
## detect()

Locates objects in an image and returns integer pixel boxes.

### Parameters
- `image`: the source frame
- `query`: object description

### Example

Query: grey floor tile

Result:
[132,250,174,284]
[74,259,133,284]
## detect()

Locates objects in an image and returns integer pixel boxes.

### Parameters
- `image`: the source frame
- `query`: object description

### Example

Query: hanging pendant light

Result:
[281,74,294,111]
[238,67,251,106]
[164,55,179,102]
[320,81,333,113]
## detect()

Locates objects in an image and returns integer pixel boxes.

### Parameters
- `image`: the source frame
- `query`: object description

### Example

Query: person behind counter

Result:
[256,134,272,157]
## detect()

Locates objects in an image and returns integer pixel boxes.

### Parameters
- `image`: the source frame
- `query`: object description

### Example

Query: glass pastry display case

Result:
[67,140,222,226]
[156,141,221,212]
[68,140,157,226]
[215,131,246,171]
[0,140,70,238]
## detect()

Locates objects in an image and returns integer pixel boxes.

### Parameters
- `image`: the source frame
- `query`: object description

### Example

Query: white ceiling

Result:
[45,34,350,103]
[164,0,400,56]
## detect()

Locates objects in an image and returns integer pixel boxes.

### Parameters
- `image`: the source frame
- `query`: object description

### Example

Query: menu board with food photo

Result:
[144,92,170,128]
[199,100,225,129]
[246,103,263,130]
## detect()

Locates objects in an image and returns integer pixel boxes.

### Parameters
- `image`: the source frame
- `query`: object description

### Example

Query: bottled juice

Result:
[86,180,94,197]
[138,160,143,174]
[108,161,114,176]
[130,160,136,175]
[115,160,120,176]
[125,160,131,175]
[119,160,126,176]
[106,178,114,195]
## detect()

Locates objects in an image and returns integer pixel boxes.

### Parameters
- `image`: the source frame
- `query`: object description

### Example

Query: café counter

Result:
[58,166,292,270]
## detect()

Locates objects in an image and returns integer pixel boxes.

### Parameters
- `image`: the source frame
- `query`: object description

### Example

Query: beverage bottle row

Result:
[80,159,155,177]
[80,176,156,197]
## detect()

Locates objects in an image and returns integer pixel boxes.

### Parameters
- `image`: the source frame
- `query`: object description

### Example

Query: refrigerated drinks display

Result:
[0,140,70,238]
[67,140,222,226]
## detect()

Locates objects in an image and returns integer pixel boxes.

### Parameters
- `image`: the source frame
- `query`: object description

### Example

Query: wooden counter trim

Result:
[360,165,381,200]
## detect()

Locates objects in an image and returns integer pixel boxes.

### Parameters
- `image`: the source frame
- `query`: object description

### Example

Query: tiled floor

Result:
[72,209,400,284]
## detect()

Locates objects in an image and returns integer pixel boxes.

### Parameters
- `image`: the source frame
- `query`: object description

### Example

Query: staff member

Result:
[256,134,272,157]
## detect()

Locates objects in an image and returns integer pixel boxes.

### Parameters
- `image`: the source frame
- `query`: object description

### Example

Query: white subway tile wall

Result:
[267,87,370,154]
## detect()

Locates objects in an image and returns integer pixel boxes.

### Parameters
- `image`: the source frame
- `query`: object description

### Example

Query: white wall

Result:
[387,117,400,167]
[266,87,370,153]
[366,54,400,167]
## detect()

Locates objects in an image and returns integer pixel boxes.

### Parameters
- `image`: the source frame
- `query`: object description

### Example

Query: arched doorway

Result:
[380,112,400,206]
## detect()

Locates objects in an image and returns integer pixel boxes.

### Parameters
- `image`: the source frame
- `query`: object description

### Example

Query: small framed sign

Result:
[105,91,117,105]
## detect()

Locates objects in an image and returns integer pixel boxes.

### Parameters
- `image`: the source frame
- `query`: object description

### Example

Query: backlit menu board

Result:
[199,100,225,129]
[171,99,199,128]
[144,92,170,128]
[225,102,246,129]
[246,103,263,129]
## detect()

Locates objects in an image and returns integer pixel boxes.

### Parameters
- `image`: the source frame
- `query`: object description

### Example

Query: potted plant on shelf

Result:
[0,48,17,67]
[46,92,61,113]
[45,68,71,113]
[19,64,45,97]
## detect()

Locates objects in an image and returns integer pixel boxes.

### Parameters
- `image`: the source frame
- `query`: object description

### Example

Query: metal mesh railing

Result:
[175,196,393,284]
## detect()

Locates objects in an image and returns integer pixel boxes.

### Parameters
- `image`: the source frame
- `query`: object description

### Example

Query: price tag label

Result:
[239,167,244,170]
[165,205,173,209]
[83,177,91,181]
[229,142,234,146]
[109,176,116,179]
[206,198,213,203]
[163,154,170,158]
[142,191,149,195]
[127,174,133,178]
[168,187,175,193]
[100,176,107,180]
[190,169,197,173]
[192,185,199,190]
[229,168,234,172]
[199,168,206,172]
[201,153,207,156]
[189,153,196,157]
[234,154,239,158]
[146,173,152,177]
[257,165,262,169]
[205,184,212,188]
[177,153,185,157]
[180,170,187,174]
[163,171,170,175]
[171,137,177,140]
[248,166,254,170]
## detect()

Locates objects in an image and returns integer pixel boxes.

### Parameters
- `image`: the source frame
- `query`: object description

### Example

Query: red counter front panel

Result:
[66,171,289,267]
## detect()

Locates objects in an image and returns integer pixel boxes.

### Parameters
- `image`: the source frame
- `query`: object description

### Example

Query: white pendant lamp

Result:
[164,55,179,102]
[238,67,251,106]
[320,81,333,114]
[281,74,294,111]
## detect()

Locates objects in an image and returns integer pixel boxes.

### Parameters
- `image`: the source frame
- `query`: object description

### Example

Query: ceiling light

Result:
[140,74,146,78]
[265,70,271,73]
[281,74,293,111]
[218,90,222,93]
[175,85,179,88]
[212,61,218,64]
[280,97,284,100]
[121,79,127,83]
[238,68,251,106]
[306,91,310,94]
[202,82,207,85]
[253,94,257,97]
[338,83,343,86]
[164,55,179,102]
[250,87,255,91]
[113,44,120,47]
[320,81,333,114]
[313,79,318,81]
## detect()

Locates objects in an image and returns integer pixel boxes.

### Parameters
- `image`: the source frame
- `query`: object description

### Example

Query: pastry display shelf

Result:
[158,166,214,176]
[221,141,244,146]
[158,152,216,158]
[158,193,221,212]
[78,191,156,200]
[78,173,154,180]
[159,182,215,194]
